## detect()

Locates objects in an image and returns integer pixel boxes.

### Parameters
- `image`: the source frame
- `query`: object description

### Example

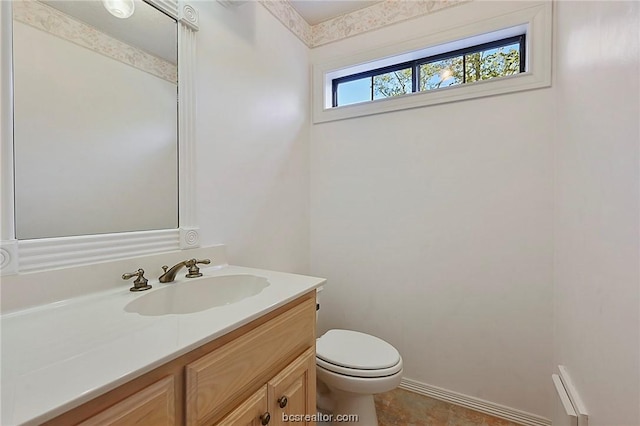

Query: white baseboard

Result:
[399,377,551,426]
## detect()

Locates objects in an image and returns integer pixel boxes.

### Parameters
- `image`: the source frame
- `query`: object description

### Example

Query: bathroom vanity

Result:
[0,1,322,423]
[0,3,323,422]
[46,292,316,426]
[0,249,324,426]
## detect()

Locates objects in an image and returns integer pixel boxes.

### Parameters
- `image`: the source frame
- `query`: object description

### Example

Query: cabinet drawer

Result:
[186,296,316,426]
[78,376,175,426]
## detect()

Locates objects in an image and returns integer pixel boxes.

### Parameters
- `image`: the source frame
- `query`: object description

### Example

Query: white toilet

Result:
[315,329,403,425]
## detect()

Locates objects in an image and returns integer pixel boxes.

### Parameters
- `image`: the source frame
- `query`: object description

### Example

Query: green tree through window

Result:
[373,68,412,99]
[334,36,524,107]
[465,43,520,83]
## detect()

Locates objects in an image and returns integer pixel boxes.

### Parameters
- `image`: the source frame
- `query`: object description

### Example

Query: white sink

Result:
[124,274,270,316]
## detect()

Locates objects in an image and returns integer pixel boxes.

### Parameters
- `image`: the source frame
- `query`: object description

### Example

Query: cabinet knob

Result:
[278,396,288,408]
[260,412,271,425]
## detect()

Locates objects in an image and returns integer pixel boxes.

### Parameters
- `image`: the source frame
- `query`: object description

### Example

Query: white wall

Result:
[553,2,640,425]
[194,2,311,273]
[310,1,553,417]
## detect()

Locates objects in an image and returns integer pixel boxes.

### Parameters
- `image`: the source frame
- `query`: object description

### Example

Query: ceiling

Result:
[289,0,382,25]
[40,1,381,57]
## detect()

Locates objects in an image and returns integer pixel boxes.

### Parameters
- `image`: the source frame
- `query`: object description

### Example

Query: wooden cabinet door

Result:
[186,297,315,426]
[268,347,316,426]
[78,376,175,426]
[216,385,269,426]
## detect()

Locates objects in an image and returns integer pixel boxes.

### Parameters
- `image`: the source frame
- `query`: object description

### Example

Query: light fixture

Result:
[102,0,135,19]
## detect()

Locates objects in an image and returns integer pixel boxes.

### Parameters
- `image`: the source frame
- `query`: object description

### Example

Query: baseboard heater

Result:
[552,366,588,426]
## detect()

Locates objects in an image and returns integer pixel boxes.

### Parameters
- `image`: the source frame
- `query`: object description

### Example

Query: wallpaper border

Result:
[259,0,470,48]
[13,0,177,83]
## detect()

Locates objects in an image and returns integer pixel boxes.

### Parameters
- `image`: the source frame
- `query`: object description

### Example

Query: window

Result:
[313,2,552,123]
[332,35,525,107]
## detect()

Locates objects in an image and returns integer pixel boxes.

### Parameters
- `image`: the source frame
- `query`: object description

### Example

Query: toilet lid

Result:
[316,329,401,370]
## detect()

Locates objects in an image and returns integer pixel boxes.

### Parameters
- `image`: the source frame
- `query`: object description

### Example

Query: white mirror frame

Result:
[0,0,200,274]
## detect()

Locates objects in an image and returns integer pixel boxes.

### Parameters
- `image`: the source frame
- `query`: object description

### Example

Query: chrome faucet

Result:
[159,258,211,283]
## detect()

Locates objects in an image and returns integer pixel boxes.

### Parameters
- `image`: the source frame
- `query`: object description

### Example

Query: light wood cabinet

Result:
[267,347,315,426]
[185,297,315,425]
[216,385,269,426]
[44,292,316,426]
[78,376,176,426]
[216,348,316,426]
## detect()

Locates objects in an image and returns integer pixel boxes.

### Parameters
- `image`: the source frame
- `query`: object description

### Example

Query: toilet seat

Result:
[316,357,402,378]
[316,329,402,378]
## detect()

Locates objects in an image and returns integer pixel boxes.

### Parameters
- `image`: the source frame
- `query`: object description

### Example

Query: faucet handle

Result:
[122,268,152,292]
[185,258,211,278]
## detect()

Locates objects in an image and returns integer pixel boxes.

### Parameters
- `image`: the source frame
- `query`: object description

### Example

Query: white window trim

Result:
[312,1,552,123]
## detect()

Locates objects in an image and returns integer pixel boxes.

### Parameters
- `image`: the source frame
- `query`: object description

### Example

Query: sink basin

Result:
[124,274,270,316]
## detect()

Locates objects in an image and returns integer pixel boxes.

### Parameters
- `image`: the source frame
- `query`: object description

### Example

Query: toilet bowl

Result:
[316,329,403,426]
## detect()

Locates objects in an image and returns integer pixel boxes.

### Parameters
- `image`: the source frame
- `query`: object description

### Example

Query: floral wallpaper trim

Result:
[258,0,470,48]
[13,1,177,83]
[259,0,312,46]
[312,0,471,47]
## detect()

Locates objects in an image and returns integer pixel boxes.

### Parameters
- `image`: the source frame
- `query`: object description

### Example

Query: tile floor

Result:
[317,388,523,425]
[373,388,522,426]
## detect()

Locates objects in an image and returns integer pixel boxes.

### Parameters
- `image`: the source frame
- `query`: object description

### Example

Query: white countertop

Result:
[0,265,325,426]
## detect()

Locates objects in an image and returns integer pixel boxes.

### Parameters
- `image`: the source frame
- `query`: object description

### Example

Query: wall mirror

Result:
[0,0,200,274]
[13,0,178,240]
